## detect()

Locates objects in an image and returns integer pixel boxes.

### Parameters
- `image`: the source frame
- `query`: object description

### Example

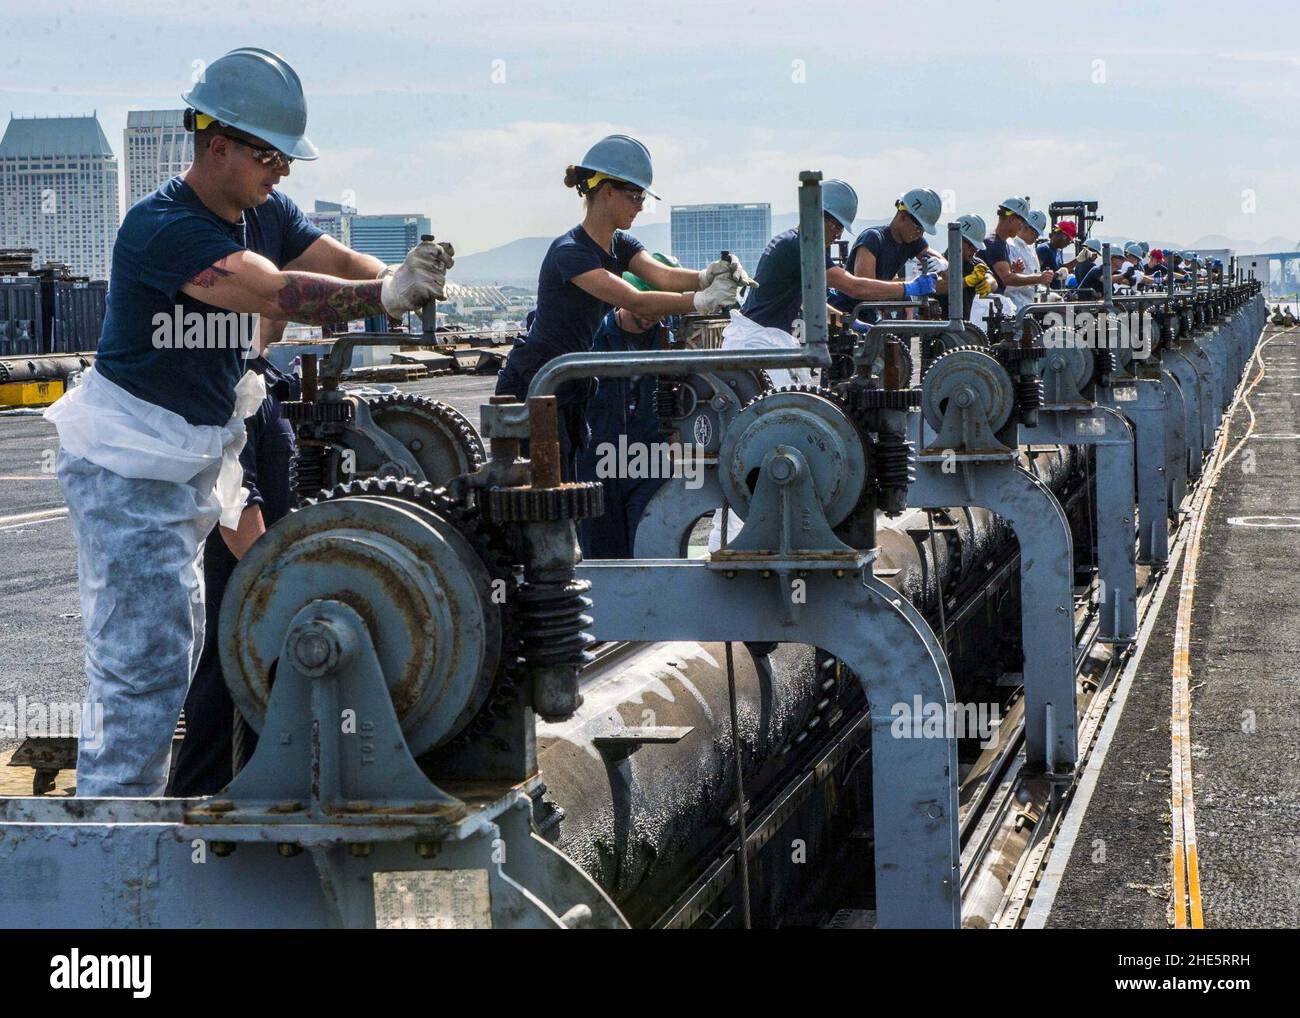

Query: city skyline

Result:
[4,2,1299,261]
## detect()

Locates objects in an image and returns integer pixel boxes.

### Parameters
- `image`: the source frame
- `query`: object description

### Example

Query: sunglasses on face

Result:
[612,183,647,205]
[219,133,294,171]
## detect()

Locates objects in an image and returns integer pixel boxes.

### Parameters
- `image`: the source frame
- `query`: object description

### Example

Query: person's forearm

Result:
[256,316,287,354]
[1000,270,1043,288]
[219,504,266,560]
[828,268,905,300]
[662,266,705,291]
[344,250,387,280]
[263,272,385,325]
[625,290,698,316]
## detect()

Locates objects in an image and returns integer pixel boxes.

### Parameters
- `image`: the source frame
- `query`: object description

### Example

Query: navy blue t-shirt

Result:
[978,235,1012,294]
[829,223,926,314]
[581,310,662,449]
[95,177,321,427]
[497,224,645,405]
[1038,242,1067,290]
[741,228,834,332]
[1075,263,1106,292]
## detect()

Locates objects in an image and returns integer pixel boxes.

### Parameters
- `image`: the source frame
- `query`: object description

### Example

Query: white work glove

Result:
[693,274,740,314]
[380,238,455,316]
[698,253,756,290]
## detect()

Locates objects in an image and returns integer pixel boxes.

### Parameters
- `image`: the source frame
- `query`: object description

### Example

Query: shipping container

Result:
[42,279,107,354]
[0,276,44,357]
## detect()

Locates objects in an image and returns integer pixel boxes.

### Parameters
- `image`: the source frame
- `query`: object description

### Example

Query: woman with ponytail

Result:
[496,134,748,477]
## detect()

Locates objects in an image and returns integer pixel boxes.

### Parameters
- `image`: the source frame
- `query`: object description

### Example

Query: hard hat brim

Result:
[182,93,319,161]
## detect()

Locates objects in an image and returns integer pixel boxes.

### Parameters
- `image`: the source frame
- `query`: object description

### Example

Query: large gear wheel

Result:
[1040,341,1095,396]
[220,477,517,755]
[920,346,1015,434]
[364,392,485,483]
[719,387,867,526]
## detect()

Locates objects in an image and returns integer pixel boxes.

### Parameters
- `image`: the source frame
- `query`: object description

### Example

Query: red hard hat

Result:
[1151,249,1165,262]
[1056,220,1078,239]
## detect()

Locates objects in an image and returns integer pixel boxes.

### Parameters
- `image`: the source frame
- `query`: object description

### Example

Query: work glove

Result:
[964,263,994,298]
[699,253,757,290]
[380,238,455,316]
[693,274,740,314]
[903,274,938,298]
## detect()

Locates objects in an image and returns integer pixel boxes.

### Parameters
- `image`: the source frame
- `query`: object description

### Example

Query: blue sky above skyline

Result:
[4,0,1299,254]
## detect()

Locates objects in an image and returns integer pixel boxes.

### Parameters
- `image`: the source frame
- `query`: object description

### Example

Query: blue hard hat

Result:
[183,47,318,160]
[822,179,858,232]
[577,134,660,198]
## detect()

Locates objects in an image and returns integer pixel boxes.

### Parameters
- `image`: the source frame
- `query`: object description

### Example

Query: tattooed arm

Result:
[179,250,385,324]
[283,234,387,280]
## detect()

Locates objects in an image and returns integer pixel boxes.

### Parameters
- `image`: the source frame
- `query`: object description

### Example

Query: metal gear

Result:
[720,387,867,527]
[282,398,355,424]
[485,483,605,524]
[994,343,1045,364]
[846,387,923,411]
[920,346,1015,434]
[363,392,485,482]
[306,476,523,747]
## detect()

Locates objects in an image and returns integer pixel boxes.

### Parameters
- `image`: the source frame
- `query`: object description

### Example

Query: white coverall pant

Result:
[59,450,219,796]
[46,365,264,796]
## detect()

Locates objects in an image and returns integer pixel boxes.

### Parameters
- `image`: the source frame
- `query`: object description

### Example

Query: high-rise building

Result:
[123,109,193,208]
[308,200,355,245]
[670,203,771,277]
[349,214,432,264]
[0,114,120,280]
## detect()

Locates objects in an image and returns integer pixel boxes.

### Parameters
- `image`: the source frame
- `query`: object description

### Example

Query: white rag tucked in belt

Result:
[45,365,267,529]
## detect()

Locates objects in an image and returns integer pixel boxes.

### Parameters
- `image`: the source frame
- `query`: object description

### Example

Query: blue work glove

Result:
[903,274,938,298]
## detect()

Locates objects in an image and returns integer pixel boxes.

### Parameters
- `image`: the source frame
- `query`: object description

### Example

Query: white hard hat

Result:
[898,187,942,235]
[1026,209,1048,239]
[998,196,1032,223]
[956,214,987,250]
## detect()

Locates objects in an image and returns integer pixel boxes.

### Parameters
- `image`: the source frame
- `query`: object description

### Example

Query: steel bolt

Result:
[277,842,303,858]
[211,841,236,857]
[295,631,332,669]
[414,842,440,859]
[349,843,373,858]
[768,452,799,484]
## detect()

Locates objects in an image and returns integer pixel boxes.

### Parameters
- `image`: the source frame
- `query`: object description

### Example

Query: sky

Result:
[4,0,1300,255]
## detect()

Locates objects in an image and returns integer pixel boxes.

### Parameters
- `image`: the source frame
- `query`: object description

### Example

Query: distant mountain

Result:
[453,212,902,287]
[453,220,1298,286]
[454,222,671,287]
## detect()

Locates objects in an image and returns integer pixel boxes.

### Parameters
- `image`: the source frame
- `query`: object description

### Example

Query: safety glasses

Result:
[612,183,648,206]
[220,133,294,172]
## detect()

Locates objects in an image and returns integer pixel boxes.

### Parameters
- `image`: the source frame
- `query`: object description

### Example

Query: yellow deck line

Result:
[1169,324,1286,929]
